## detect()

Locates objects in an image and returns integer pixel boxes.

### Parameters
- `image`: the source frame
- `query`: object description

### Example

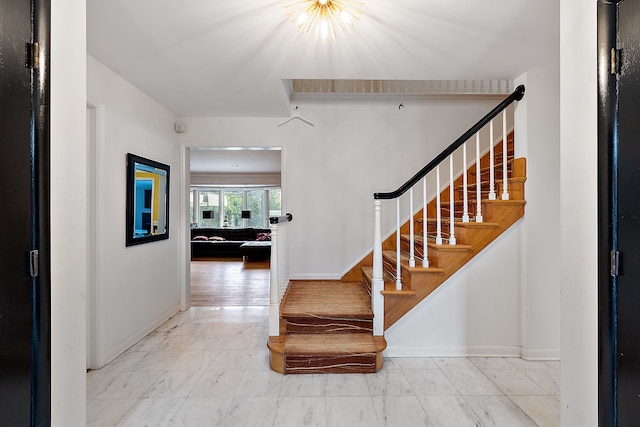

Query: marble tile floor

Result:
[87,306,560,427]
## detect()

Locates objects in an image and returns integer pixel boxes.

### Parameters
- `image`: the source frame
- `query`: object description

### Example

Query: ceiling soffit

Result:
[289,79,514,100]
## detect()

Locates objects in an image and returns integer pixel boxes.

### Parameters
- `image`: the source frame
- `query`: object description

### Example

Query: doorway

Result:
[86,102,104,369]
[183,147,283,308]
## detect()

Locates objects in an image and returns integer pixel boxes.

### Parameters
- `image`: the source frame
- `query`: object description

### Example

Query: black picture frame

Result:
[126,153,170,246]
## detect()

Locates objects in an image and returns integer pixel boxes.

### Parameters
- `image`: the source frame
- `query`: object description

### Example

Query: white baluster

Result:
[488,120,497,200]
[278,226,289,301]
[422,176,429,267]
[502,109,510,200]
[449,155,456,245]
[372,200,384,336]
[436,165,443,244]
[269,222,280,336]
[396,198,402,290]
[475,133,483,223]
[409,188,415,268]
[282,225,289,298]
[462,142,470,222]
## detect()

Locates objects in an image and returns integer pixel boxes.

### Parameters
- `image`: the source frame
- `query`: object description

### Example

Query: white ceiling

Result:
[189,148,281,174]
[87,0,554,118]
[86,0,555,173]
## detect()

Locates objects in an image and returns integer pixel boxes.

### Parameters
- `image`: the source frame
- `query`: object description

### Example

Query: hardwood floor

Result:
[190,258,270,306]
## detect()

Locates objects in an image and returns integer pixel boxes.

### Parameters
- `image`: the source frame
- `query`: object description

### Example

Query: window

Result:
[246,190,265,228]
[222,190,242,227]
[199,190,220,227]
[268,188,281,218]
[190,186,281,228]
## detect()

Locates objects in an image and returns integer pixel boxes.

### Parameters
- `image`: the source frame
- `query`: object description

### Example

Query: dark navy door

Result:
[617,0,640,424]
[0,0,50,424]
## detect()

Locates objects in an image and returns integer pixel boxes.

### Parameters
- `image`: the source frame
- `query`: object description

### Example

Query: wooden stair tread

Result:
[483,199,527,206]
[362,266,417,296]
[459,176,526,190]
[283,333,378,356]
[436,200,480,207]
[425,243,472,251]
[414,220,499,229]
[382,283,417,296]
[281,281,373,318]
[382,250,446,273]
[268,336,285,353]
[471,158,515,173]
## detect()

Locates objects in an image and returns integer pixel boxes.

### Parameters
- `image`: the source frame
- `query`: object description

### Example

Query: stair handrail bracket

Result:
[269,213,293,337]
[371,85,525,332]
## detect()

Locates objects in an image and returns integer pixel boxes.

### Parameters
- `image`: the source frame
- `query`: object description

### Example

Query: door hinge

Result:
[611,47,622,75]
[611,250,620,277]
[27,42,39,69]
[29,250,39,278]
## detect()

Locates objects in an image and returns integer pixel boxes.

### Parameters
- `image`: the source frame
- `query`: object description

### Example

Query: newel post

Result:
[372,200,384,336]
[269,222,280,336]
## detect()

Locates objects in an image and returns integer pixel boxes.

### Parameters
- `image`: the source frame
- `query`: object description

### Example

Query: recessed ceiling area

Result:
[189,148,281,174]
[289,79,515,97]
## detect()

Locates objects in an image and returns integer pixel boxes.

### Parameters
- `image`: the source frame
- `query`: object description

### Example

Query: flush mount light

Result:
[286,0,363,41]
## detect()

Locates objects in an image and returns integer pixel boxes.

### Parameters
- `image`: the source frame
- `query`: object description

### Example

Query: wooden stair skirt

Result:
[268,281,386,374]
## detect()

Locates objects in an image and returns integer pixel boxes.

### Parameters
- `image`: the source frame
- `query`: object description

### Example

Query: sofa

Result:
[190,227,271,259]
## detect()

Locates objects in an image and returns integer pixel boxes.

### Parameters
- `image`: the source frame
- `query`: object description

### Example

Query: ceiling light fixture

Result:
[286,0,363,41]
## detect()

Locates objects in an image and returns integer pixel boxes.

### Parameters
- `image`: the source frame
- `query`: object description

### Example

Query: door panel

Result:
[617,0,640,424]
[0,0,37,424]
[0,0,50,425]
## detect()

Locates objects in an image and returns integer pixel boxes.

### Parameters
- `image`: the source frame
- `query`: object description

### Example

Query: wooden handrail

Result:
[374,84,525,200]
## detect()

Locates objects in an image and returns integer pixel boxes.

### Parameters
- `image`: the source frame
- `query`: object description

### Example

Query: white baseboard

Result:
[383,345,523,358]
[384,345,561,360]
[521,348,560,360]
[100,304,180,368]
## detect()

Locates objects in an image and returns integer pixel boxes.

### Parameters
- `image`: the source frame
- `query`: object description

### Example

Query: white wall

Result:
[51,0,86,424]
[386,224,523,356]
[560,0,598,424]
[87,56,181,365]
[516,59,568,359]
[515,66,562,360]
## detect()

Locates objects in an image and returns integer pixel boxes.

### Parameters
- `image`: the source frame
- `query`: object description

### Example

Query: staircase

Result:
[359,135,525,329]
[268,85,526,374]
[268,137,526,374]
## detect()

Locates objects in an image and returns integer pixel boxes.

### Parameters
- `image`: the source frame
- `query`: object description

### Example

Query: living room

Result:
[188,148,282,306]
